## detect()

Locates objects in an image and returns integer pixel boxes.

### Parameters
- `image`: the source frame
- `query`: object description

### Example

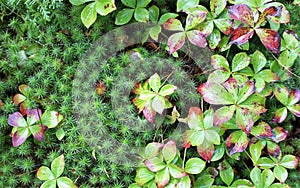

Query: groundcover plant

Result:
[0,0,299,187]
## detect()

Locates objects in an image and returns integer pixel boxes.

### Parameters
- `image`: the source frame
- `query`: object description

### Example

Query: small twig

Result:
[182,147,187,169]
[271,53,300,79]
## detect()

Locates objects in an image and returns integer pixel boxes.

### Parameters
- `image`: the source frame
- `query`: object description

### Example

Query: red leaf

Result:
[32,124,47,142]
[255,28,280,54]
[168,32,186,54]
[186,30,207,48]
[197,142,214,161]
[13,94,26,105]
[228,4,254,26]
[20,102,30,115]
[143,102,156,123]
[226,130,249,155]
[271,127,288,143]
[273,107,288,123]
[251,122,274,139]
[229,27,254,46]
[267,141,281,158]
[288,89,300,106]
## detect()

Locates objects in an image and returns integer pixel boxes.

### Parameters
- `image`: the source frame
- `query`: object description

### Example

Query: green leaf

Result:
[51,155,65,178]
[37,166,55,181]
[205,130,220,145]
[69,0,93,6]
[257,157,276,169]
[144,157,166,172]
[210,0,227,16]
[57,177,77,188]
[128,183,142,188]
[237,81,255,104]
[273,84,289,106]
[158,13,178,25]
[81,2,97,28]
[251,50,267,73]
[155,167,170,187]
[211,143,225,161]
[219,160,234,186]
[136,0,151,8]
[250,167,262,187]
[144,142,163,159]
[162,141,177,164]
[208,29,221,49]
[177,0,199,12]
[56,128,65,141]
[95,0,116,16]
[280,155,298,169]
[194,174,214,187]
[232,52,251,72]
[121,0,136,8]
[176,176,191,188]
[135,168,155,185]
[152,95,165,114]
[184,157,206,174]
[167,32,186,55]
[231,179,253,186]
[149,73,161,93]
[41,111,63,128]
[149,5,159,22]
[187,107,204,130]
[159,84,177,96]
[208,70,230,83]
[213,105,235,125]
[250,141,263,164]
[255,70,279,83]
[168,164,186,178]
[274,165,288,183]
[283,31,299,50]
[262,169,275,187]
[185,130,205,146]
[211,54,230,71]
[185,8,207,30]
[134,7,149,23]
[139,90,156,100]
[115,8,134,25]
[41,180,56,188]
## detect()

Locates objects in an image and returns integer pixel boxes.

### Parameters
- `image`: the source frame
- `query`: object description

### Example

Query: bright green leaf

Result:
[134,7,149,22]
[56,128,65,141]
[149,5,159,22]
[69,0,93,6]
[159,84,177,96]
[95,0,116,16]
[220,160,234,186]
[51,155,65,178]
[274,165,288,183]
[184,157,206,174]
[81,2,97,28]
[57,177,77,188]
[41,180,56,188]
[177,0,199,12]
[115,8,134,25]
[37,166,55,181]
[135,168,155,185]
[232,52,251,72]
[121,0,136,8]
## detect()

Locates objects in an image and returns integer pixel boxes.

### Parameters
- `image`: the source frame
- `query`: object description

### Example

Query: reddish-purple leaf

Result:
[236,107,254,134]
[168,32,186,54]
[163,18,184,31]
[251,122,274,139]
[273,107,288,123]
[229,27,254,46]
[267,141,281,158]
[228,4,254,26]
[27,109,42,125]
[197,142,214,161]
[20,102,30,115]
[255,28,280,54]
[271,127,288,143]
[226,130,249,155]
[12,128,29,147]
[213,105,235,125]
[186,30,207,48]
[288,89,300,106]
[30,124,47,142]
[288,104,300,117]
[8,112,27,127]
[143,101,156,123]
[13,94,26,105]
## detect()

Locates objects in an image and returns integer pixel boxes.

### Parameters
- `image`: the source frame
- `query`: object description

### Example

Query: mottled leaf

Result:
[288,104,300,117]
[177,0,199,12]
[185,9,207,30]
[288,89,300,106]
[236,107,254,134]
[159,84,177,96]
[187,107,203,130]
[258,157,276,169]
[262,169,275,187]
[8,112,27,127]
[27,109,42,125]
[163,18,184,31]
[12,128,29,147]
[271,127,288,143]
[207,29,221,49]
[95,0,116,16]
[197,142,215,161]
[158,13,179,25]
[143,101,156,123]
[207,70,230,83]
[56,128,65,141]
[267,141,281,158]
[229,27,254,46]
[273,107,288,123]
[210,0,227,17]
[251,122,273,139]
[168,32,186,54]
[30,124,47,142]
[155,167,170,187]
[41,111,63,128]
[250,167,262,187]
[144,157,166,172]
[211,54,230,71]
[255,28,280,54]
[13,94,26,105]
[250,141,263,164]
[51,155,65,178]
[280,155,298,169]
[232,52,251,72]
[228,4,254,26]
[162,140,177,164]
[186,30,207,48]
[144,142,163,159]
[226,130,248,155]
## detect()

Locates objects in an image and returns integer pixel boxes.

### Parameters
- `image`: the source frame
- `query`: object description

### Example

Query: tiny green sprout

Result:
[133,73,177,123]
[37,155,77,188]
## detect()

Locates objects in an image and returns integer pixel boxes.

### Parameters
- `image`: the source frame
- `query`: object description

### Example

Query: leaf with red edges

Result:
[19,84,29,95]
[213,105,235,125]
[0,100,3,109]
[143,101,156,123]
[273,84,289,106]
[236,107,254,134]
[197,141,214,161]
[187,107,204,130]
[8,112,27,127]
[267,141,281,158]
[163,18,184,31]
[251,122,273,139]
[229,27,254,46]
[288,104,300,117]
[30,124,47,142]
[186,30,207,48]
[20,102,30,115]
[13,94,26,105]
[271,127,288,143]
[27,109,42,125]
[255,28,280,54]
[228,4,254,26]
[12,128,29,147]
[273,107,288,123]
[168,32,186,54]
[226,130,249,155]
[288,89,300,106]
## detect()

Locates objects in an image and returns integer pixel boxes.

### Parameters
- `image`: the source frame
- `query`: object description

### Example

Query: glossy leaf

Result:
[228,4,254,26]
[288,104,300,117]
[12,128,29,147]
[211,54,230,71]
[288,89,300,106]
[250,141,263,164]
[41,180,56,188]
[214,105,235,125]
[207,29,221,49]
[163,18,184,31]
[274,165,288,183]
[134,7,149,22]
[232,52,251,72]
[186,30,207,48]
[162,141,177,164]
[177,0,199,12]
[144,157,166,172]
[69,0,93,5]
[208,69,230,83]
[158,13,179,25]
[226,130,248,155]
[135,168,155,185]
[51,155,65,178]
[280,155,299,169]
[155,167,170,187]
[262,169,275,187]
[144,142,163,159]
[219,160,234,186]
[13,94,26,105]
[198,82,234,105]
[273,107,288,123]
[95,0,116,16]
[57,177,77,188]
[148,5,159,22]
[121,0,135,8]
[251,50,267,73]
[250,167,262,187]
[136,0,151,8]
[271,127,288,143]
[41,111,63,128]
[159,84,177,96]
[267,141,281,158]
[229,27,254,46]
[197,142,215,161]
[30,124,46,142]
[273,84,289,106]
[56,128,65,141]
[115,8,134,25]
[81,2,97,28]
[210,0,227,16]
[255,28,280,54]
[37,166,55,181]
[250,122,273,139]
[258,157,276,169]
[184,157,206,174]
[236,107,254,134]
[168,164,186,178]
